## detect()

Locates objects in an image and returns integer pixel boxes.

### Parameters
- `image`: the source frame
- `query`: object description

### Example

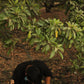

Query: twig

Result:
[0,54,11,60]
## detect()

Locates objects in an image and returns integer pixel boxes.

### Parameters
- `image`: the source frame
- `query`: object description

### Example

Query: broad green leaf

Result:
[69,40,74,48]
[45,35,49,41]
[33,18,36,24]
[8,0,12,4]
[50,50,55,59]
[36,28,41,35]
[25,10,31,16]
[0,14,8,20]
[32,9,38,16]
[40,42,46,46]
[10,25,14,31]
[15,0,18,4]
[73,30,76,39]
[70,40,74,44]
[21,27,25,31]
[69,44,72,48]
[45,44,50,52]
[59,47,64,52]
[37,20,44,26]
[66,30,69,38]
[9,19,13,26]
[28,31,32,39]
[69,30,72,40]
[55,47,58,52]
[82,47,84,52]
[18,23,21,29]
[42,47,46,53]
[80,66,84,69]
[36,44,40,51]
[5,39,12,44]
[57,44,62,47]
[58,51,63,59]
[30,39,40,45]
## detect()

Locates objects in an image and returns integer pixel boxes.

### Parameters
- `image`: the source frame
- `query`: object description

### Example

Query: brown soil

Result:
[39,7,68,22]
[0,7,84,84]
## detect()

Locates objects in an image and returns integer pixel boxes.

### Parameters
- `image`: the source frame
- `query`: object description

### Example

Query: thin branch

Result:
[0,54,11,60]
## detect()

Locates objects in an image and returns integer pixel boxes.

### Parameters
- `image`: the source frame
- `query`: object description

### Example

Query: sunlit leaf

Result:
[55,30,58,38]
[45,44,50,52]
[69,30,72,40]
[58,51,63,59]
[36,44,40,51]
[50,50,55,59]
[15,0,18,4]
[28,31,32,39]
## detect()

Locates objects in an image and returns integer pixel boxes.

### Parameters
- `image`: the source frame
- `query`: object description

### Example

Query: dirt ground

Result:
[0,7,84,84]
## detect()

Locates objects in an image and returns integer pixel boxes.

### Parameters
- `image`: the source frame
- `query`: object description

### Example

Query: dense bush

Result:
[0,0,40,54]
[0,0,84,60]
[66,0,84,27]
[65,0,84,74]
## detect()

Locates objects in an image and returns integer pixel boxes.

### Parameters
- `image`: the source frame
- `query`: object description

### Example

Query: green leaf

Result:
[73,30,76,39]
[69,40,74,48]
[66,30,69,38]
[32,9,38,16]
[0,13,8,20]
[18,23,21,29]
[57,44,62,47]
[25,10,31,16]
[10,25,14,31]
[45,44,50,52]
[36,28,41,35]
[70,40,74,44]
[42,47,46,53]
[58,51,63,59]
[55,47,58,52]
[15,0,18,4]
[40,42,46,46]
[69,44,72,48]
[69,30,72,40]
[5,39,12,44]
[37,20,44,26]
[36,44,40,51]
[50,50,55,59]
[9,19,13,26]
[59,47,64,52]
[28,31,32,39]
[45,35,49,41]
[30,39,40,45]
[80,66,84,69]
[8,0,13,4]
[82,47,84,52]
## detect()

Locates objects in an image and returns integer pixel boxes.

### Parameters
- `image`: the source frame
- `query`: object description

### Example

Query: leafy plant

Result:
[0,0,40,54]
[66,0,84,27]
[62,21,83,48]
[74,34,84,55]
[0,0,84,61]
[71,55,84,74]
[26,18,64,59]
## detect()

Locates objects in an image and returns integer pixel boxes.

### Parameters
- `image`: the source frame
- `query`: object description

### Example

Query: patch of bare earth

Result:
[39,7,68,22]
